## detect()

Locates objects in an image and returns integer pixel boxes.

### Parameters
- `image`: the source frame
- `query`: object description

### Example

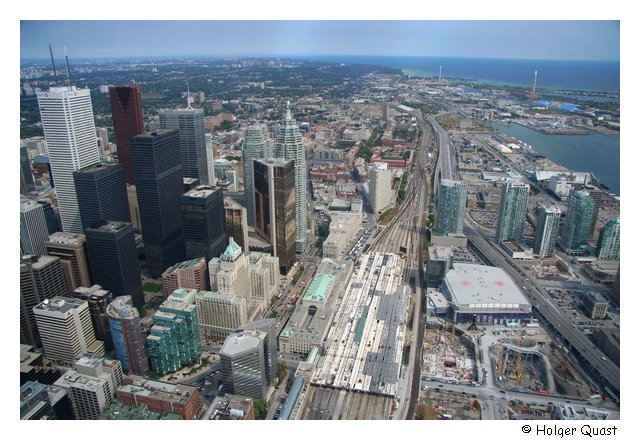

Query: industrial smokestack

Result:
[533,70,538,94]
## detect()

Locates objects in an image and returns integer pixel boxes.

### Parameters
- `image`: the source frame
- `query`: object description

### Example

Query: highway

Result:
[428,113,457,189]
[426,99,620,400]
[463,220,620,398]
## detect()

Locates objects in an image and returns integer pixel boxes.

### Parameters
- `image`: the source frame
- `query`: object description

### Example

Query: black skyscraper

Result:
[130,130,185,278]
[84,221,144,308]
[181,185,226,261]
[20,147,35,194]
[36,200,60,235]
[73,162,131,230]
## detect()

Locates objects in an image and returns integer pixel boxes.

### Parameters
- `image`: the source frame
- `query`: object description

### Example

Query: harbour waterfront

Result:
[491,123,620,196]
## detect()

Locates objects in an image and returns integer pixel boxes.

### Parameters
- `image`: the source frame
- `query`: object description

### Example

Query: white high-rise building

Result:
[275,103,308,252]
[54,356,123,420]
[242,124,272,227]
[533,205,561,257]
[33,296,105,366]
[37,86,100,233]
[20,199,50,256]
[369,163,394,213]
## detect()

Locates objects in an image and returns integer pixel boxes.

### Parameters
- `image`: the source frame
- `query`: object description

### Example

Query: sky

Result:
[20,20,620,61]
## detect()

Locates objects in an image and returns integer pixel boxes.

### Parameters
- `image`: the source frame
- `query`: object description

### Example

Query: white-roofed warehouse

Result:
[442,263,532,325]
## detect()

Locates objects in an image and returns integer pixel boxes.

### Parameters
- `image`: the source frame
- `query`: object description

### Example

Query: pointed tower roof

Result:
[221,237,242,262]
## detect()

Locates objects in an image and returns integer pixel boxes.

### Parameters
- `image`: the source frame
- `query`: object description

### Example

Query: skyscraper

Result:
[109,86,144,185]
[84,221,144,308]
[73,161,130,229]
[237,318,278,382]
[533,205,561,257]
[160,107,209,185]
[73,285,114,351]
[224,196,249,252]
[560,190,595,255]
[147,289,200,375]
[434,179,467,236]
[20,255,68,347]
[253,158,296,274]
[496,182,530,244]
[181,185,226,261]
[220,330,268,399]
[20,199,50,256]
[106,295,149,375]
[37,200,60,235]
[37,86,101,233]
[20,147,35,194]
[369,163,394,213]
[33,296,106,366]
[596,217,620,260]
[242,124,272,227]
[45,232,92,293]
[131,130,185,278]
[209,238,251,301]
[274,102,308,252]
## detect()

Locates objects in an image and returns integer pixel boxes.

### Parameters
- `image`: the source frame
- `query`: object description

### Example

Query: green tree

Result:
[254,399,268,420]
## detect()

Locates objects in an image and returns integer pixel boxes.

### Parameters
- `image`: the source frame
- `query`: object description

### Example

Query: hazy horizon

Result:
[21,21,620,62]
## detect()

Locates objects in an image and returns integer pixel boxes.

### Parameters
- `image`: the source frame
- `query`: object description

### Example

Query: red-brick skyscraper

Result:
[109,86,144,184]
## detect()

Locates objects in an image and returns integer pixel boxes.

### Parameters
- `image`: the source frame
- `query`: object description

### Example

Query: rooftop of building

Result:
[184,185,219,198]
[20,254,59,269]
[220,331,263,357]
[196,290,246,305]
[73,284,110,299]
[303,273,336,304]
[101,399,182,420]
[85,220,130,233]
[444,263,530,308]
[45,232,86,245]
[106,296,139,320]
[118,374,198,405]
[34,296,85,314]
[75,161,120,174]
[554,403,613,420]
[205,394,253,420]
[429,246,454,260]
[20,345,42,373]
[162,258,206,275]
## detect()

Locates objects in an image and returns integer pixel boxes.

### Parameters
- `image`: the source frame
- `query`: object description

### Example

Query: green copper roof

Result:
[302,273,335,303]
[221,238,242,261]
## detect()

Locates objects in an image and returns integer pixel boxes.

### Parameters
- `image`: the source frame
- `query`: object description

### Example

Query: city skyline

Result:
[21,20,620,61]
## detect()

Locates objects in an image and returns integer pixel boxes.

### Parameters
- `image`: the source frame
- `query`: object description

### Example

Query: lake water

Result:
[491,123,620,196]
[305,55,620,93]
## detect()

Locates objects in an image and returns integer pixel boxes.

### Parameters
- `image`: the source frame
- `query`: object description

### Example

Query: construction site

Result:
[491,342,555,393]
[540,342,593,399]
[416,389,482,420]
[422,328,477,385]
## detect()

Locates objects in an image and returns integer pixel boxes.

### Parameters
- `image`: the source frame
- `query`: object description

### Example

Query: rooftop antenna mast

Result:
[532,70,538,94]
[186,82,193,109]
[286,100,292,121]
[48,44,58,84]
[63,46,72,87]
